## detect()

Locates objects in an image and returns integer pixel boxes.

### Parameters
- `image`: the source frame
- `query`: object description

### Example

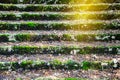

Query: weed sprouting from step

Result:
[27,22,36,28]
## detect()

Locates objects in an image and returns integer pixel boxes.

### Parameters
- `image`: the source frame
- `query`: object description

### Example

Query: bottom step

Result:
[1,69,120,80]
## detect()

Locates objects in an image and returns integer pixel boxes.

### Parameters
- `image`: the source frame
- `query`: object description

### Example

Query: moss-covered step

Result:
[0,32,120,42]
[0,33,119,42]
[0,45,120,55]
[0,60,119,70]
[14,33,120,42]
[0,20,120,30]
[0,0,120,4]
[1,49,118,62]
[0,12,120,20]
[0,4,120,11]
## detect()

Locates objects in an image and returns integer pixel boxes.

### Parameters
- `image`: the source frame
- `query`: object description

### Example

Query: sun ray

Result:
[70,0,111,30]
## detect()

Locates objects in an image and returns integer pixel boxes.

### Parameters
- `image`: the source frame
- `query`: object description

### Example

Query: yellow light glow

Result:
[70,0,116,4]
[73,0,101,20]
[70,0,108,30]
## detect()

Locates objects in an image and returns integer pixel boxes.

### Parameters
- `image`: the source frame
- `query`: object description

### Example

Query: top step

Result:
[0,0,120,4]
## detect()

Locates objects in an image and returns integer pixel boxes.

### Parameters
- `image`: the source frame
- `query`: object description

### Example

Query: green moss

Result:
[0,34,9,42]
[0,21,120,30]
[81,61,91,70]
[20,60,33,69]
[62,34,72,41]
[0,13,17,20]
[91,61,102,69]
[0,4,120,12]
[0,46,120,55]
[79,47,93,54]
[13,46,39,54]
[76,34,97,42]
[6,33,119,42]
[65,60,80,70]
[27,22,36,28]
[49,60,63,69]
[0,60,119,70]
[15,34,32,41]
[0,62,10,70]
[1,13,120,20]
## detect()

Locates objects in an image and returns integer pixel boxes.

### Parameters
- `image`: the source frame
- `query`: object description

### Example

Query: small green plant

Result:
[81,61,91,70]
[27,22,36,27]
[20,60,33,69]
[49,60,63,69]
